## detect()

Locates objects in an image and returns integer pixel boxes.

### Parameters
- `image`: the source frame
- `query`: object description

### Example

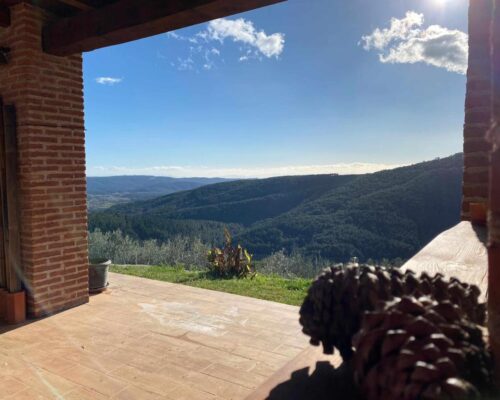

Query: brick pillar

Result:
[490,0,500,381]
[462,0,494,220]
[0,3,89,317]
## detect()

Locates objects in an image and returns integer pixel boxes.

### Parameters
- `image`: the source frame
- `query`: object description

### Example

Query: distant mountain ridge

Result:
[89,154,463,263]
[87,176,230,210]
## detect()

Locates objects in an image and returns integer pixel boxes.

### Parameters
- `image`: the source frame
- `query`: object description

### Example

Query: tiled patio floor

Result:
[0,273,309,399]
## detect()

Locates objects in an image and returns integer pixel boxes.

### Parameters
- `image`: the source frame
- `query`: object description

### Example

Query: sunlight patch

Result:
[139,301,240,337]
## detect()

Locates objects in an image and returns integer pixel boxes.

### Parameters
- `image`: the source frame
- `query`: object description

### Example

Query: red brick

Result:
[465,110,491,124]
[465,93,492,109]
[463,0,493,218]
[464,168,490,183]
[464,138,492,153]
[0,3,89,317]
[463,184,489,197]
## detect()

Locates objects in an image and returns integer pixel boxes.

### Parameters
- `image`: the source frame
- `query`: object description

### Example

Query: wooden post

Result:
[490,0,500,383]
[2,105,21,293]
[488,157,500,382]
[0,99,6,290]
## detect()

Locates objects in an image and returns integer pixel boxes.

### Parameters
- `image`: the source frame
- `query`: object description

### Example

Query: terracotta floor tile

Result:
[14,367,79,399]
[30,355,78,375]
[201,363,265,389]
[5,387,49,400]
[64,387,109,400]
[184,370,252,399]
[0,273,308,399]
[110,365,179,395]
[112,384,165,400]
[60,365,128,397]
[0,377,28,399]
[166,384,222,400]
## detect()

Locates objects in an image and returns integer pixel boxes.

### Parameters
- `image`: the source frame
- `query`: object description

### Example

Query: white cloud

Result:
[177,57,195,71]
[165,18,284,71]
[207,18,285,58]
[167,31,199,44]
[166,32,181,40]
[95,77,123,85]
[361,11,468,74]
[87,163,403,179]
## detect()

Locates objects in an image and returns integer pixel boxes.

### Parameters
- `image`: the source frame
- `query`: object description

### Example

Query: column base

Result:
[0,288,6,319]
[4,290,26,325]
[470,202,487,225]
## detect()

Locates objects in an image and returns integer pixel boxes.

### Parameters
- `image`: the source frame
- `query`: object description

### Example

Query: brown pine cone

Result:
[299,264,485,360]
[416,273,485,325]
[299,264,392,358]
[352,296,495,400]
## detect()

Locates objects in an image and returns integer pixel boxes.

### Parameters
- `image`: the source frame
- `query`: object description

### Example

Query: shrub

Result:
[207,228,254,278]
[88,229,209,269]
[259,249,331,278]
[88,229,404,278]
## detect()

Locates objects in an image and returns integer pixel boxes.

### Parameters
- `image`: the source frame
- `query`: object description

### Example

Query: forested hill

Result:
[87,176,229,210]
[89,154,463,263]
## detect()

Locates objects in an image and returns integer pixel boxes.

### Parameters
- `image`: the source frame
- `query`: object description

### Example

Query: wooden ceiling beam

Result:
[0,4,10,27]
[0,1,22,6]
[42,0,286,56]
[56,0,93,11]
[2,0,91,18]
[1,0,97,7]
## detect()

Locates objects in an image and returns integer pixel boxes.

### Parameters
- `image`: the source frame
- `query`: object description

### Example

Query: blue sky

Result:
[84,0,469,178]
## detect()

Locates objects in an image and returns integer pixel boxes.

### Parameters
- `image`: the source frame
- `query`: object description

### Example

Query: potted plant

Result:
[89,258,111,293]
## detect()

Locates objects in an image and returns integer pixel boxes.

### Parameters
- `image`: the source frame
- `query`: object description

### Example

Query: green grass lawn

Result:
[110,265,311,306]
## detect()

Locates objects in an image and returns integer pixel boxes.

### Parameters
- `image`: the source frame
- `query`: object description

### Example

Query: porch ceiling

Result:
[0,0,286,56]
[3,0,117,16]
[0,272,307,399]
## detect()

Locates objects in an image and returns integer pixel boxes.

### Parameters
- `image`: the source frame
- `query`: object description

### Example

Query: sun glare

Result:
[432,0,451,10]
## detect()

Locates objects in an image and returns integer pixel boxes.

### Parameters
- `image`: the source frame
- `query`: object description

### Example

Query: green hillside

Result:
[87,176,229,210]
[89,154,463,263]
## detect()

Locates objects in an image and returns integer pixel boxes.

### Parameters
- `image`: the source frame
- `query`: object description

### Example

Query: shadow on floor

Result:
[0,317,40,334]
[266,361,361,400]
[471,223,488,246]
[0,291,107,335]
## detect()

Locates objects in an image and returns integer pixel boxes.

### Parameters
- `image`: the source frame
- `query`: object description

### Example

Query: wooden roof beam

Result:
[56,0,93,11]
[0,4,10,27]
[2,0,93,18]
[42,0,286,56]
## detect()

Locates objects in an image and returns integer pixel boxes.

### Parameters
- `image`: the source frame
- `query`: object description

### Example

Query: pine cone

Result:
[352,296,495,400]
[299,264,485,360]
[416,273,485,326]
[299,264,390,358]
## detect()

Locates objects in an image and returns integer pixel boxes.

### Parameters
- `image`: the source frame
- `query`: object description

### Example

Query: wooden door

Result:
[0,99,22,293]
